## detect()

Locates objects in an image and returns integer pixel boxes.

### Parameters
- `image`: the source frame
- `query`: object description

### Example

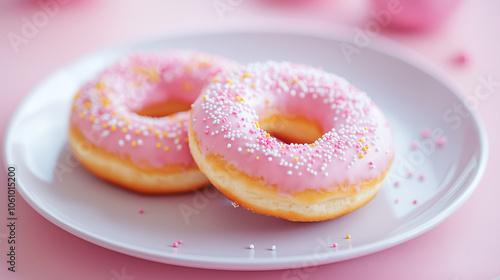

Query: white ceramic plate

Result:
[3,27,488,270]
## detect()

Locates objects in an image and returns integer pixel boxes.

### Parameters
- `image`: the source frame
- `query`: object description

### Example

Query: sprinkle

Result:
[311,143,315,147]
[421,128,431,139]
[173,242,178,248]
[226,79,233,85]
[436,136,447,147]
[333,243,338,248]
[346,234,351,239]
[256,156,259,160]
[78,112,85,118]
[410,141,419,150]
[359,139,363,142]
[178,240,183,244]
[395,198,399,203]
[359,154,364,159]
[419,174,425,181]
[453,52,468,65]
[251,84,256,88]
[122,128,128,133]
[408,172,413,178]
[249,244,254,249]
[118,140,124,146]
[102,122,108,128]
[266,99,270,104]
[271,245,276,251]
[111,125,117,131]
[164,146,170,152]
[227,143,232,148]
[148,125,153,131]
[138,208,143,214]
[287,170,293,175]
[394,181,399,187]
[131,141,137,147]
[413,199,418,204]
[212,77,218,82]
[266,133,270,137]
[255,122,260,128]
[89,115,95,122]
[156,143,161,148]
[294,157,299,162]
[135,129,141,135]
[154,131,160,137]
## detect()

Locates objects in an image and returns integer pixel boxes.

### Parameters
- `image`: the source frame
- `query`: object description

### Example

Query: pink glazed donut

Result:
[188,62,394,221]
[69,50,237,194]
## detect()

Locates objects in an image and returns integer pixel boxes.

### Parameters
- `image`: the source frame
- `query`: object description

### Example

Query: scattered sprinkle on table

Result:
[249,244,254,249]
[138,208,144,214]
[173,242,178,248]
[271,245,276,251]
[346,234,351,239]
[333,243,338,248]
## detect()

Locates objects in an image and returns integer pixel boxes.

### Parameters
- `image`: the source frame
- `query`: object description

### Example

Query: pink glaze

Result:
[70,50,236,168]
[190,62,394,194]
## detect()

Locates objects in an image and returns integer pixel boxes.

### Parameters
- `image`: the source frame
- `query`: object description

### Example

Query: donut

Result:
[188,62,394,221]
[69,50,237,194]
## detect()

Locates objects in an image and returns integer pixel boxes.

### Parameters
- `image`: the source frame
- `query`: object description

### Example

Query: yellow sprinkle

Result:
[203,95,207,100]
[359,139,363,142]
[212,77,218,82]
[164,146,170,152]
[366,145,370,149]
[83,102,92,109]
[359,154,364,158]
[89,115,95,122]
[255,122,260,128]
[364,127,367,130]
[148,125,153,131]
[163,131,168,137]
[131,141,137,147]
[294,157,299,162]
[95,82,105,90]
[362,147,366,151]
[226,80,233,85]
[73,90,82,100]
[135,129,141,135]
[235,96,240,101]
[266,99,270,104]
[71,105,78,112]
[111,125,116,131]
[239,97,245,102]
[78,112,85,118]
[292,77,298,83]
[282,146,286,149]
[156,143,161,148]
[346,234,351,239]
[266,133,270,137]
[125,120,130,125]
[122,128,128,133]
[185,137,189,142]
[247,149,250,152]
[101,97,110,108]
[256,156,260,160]
[240,73,251,80]
[311,143,316,147]
[102,122,108,128]
[154,131,160,138]
[251,84,256,89]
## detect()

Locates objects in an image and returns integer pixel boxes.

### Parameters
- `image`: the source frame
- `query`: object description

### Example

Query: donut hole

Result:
[133,100,192,118]
[260,115,323,144]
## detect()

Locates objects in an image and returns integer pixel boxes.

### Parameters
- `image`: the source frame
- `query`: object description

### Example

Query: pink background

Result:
[1,0,499,279]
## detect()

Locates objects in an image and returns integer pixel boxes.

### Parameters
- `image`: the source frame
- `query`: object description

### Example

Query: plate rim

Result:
[3,23,489,270]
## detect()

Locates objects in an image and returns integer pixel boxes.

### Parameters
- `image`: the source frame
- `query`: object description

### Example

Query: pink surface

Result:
[1,0,499,279]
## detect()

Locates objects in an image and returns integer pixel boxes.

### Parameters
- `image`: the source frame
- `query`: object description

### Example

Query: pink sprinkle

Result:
[408,172,413,178]
[413,199,418,204]
[421,128,431,139]
[202,118,206,122]
[394,181,399,187]
[204,130,209,134]
[138,208,144,214]
[232,111,237,115]
[333,243,338,248]
[178,240,183,244]
[453,52,468,66]
[395,198,399,203]
[173,242,178,248]
[369,162,373,165]
[410,141,420,150]
[419,174,425,181]
[436,136,447,147]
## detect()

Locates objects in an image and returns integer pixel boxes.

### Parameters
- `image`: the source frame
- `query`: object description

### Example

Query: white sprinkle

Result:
[287,170,292,175]
[125,134,131,141]
[227,143,232,148]
[249,244,254,249]
[118,140,124,146]
[271,245,276,251]
[237,147,242,152]
[137,139,143,146]
[268,157,273,161]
